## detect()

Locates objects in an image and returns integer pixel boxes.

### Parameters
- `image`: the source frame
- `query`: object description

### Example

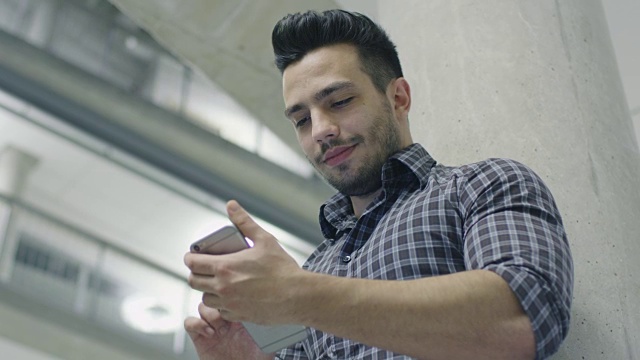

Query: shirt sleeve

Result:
[458,159,574,360]
[275,341,309,360]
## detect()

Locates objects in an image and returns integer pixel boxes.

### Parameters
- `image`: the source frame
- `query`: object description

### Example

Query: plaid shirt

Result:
[276,143,573,360]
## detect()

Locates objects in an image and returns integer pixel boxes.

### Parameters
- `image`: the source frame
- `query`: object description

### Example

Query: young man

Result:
[184,10,573,360]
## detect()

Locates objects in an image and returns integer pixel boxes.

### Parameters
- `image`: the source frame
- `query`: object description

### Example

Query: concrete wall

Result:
[378,0,640,358]
[601,0,640,154]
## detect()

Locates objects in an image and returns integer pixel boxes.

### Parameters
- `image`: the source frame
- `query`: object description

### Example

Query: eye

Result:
[331,97,354,108]
[294,115,310,129]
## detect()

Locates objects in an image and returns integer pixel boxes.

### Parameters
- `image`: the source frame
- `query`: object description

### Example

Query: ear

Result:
[388,77,411,120]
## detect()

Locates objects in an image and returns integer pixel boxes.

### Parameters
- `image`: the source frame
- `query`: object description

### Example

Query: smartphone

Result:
[190,225,308,353]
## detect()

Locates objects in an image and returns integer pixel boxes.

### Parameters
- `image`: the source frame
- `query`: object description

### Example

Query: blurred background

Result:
[0,1,637,359]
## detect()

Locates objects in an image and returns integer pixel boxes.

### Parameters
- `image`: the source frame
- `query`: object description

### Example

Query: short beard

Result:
[310,102,402,196]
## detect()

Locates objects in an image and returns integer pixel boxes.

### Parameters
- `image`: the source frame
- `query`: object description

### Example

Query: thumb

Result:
[226,200,271,246]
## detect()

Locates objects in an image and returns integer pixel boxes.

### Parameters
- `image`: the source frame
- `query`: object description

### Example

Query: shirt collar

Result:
[319,143,436,240]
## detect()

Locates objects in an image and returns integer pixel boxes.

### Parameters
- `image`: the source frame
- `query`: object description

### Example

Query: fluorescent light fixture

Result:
[120,294,183,334]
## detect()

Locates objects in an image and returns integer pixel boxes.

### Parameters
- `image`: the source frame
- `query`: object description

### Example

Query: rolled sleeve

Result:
[276,341,309,360]
[459,159,574,359]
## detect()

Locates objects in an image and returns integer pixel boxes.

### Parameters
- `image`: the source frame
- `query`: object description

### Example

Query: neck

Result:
[350,188,383,219]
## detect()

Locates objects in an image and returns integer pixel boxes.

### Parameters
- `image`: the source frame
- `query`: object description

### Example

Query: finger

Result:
[187,272,218,293]
[201,295,243,323]
[199,293,241,324]
[184,252,197,270]
[202,292,222,309]
[184,252,221,276]
[184,316,215,338]
[198,302,230,335]
[218,307,243,323]
[226,200,270,245]
[218,308,230,320]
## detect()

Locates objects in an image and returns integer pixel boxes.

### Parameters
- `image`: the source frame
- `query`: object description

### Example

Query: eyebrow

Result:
[284,81,355,118]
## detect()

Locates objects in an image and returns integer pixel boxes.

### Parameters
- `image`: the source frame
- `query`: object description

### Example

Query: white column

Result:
[0,146,39,283]
[378,0,640,358]
[0,146,39,197]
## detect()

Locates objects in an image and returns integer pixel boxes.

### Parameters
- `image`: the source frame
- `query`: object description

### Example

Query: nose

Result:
[311,112,339,143]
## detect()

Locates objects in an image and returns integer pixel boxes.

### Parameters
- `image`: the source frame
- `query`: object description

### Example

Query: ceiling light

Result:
[120,294,183,334]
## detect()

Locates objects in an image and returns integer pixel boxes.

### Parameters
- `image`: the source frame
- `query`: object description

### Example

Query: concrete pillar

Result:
[0,145,39,197]
[0,146,39,283]
[378,1,640,358]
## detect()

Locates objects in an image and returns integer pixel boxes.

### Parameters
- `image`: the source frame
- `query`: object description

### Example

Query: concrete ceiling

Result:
[107,0,343,156]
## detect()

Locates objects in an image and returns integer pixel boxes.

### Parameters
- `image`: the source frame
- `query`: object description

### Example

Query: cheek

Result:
[297,134,315,156]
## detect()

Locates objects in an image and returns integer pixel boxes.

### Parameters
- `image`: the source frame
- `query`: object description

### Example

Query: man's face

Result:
[282,44,403,196]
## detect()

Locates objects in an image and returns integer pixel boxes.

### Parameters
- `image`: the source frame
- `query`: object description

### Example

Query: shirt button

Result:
[342,255,351,263]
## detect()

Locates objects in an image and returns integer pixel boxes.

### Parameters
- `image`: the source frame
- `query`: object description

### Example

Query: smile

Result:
[323,145,357,167]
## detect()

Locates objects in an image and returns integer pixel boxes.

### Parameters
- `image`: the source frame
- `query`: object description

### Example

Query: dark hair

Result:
[272,9,403,93]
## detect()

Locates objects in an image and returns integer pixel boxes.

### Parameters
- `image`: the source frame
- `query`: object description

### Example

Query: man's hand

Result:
[184,302,274,360]
[185,200,304,325]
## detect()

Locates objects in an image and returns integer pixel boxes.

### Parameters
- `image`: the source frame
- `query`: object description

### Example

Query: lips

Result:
[323,145,356,167]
